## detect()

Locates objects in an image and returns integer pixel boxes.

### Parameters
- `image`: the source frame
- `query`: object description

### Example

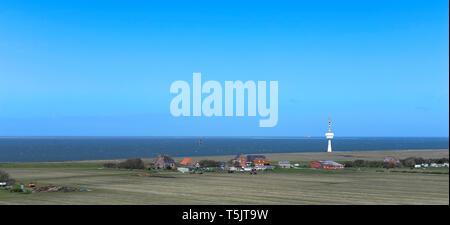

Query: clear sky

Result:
[0,0,448,137]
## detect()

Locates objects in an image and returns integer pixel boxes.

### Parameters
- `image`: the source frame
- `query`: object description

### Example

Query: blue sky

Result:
[0,0,448,136]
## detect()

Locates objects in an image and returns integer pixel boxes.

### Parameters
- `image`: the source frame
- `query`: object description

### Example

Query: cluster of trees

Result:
[400,157,448,168]
[226,160,241,167]
[342,157,449,168]
[342,160,387,168]
[0,170,15,185]
[198,160,222,168]
[104,158,146,170]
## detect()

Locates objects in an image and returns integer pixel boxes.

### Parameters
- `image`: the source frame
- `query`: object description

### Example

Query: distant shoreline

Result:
[0,136,448,139]
[1,149,448,164]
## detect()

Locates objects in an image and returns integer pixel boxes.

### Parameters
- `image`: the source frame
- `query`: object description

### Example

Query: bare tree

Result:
[0,170,15,185]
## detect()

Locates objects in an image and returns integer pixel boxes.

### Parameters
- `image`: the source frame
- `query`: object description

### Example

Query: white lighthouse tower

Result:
[325,118,334,152]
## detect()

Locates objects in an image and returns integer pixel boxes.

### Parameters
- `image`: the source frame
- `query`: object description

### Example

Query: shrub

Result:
[9,187,23,193]
[400,157,417,168]
[399,157,449,167]
[342,160,389,168]
[343,157,449,168]
[117,158,145,170]
[227,160,241,167]
[103,162,118,168]
[435,158,449,164]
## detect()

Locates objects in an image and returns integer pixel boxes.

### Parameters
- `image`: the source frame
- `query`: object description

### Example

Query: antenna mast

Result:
[328,118,331,132]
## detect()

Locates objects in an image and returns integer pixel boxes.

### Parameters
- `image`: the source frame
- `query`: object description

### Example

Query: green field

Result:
[0,158,448,205]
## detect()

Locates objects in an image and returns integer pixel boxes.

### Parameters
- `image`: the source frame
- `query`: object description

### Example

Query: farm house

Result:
[384,156,400,165]
[311,161,344,169]
[233,154,247,167]
[246,155,266,163]
[153,154,176,169]
[246,155,266,167]
[180,157,195,167]
[233,154,268,167]
[253,159,271,167]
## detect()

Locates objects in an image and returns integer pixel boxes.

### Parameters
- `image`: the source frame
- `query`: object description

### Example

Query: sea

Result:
[0,137,448,162]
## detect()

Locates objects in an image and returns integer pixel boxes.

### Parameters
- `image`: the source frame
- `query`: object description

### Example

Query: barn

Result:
[311,160,344,169]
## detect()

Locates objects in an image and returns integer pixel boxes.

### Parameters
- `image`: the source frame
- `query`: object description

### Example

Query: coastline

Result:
[1,137,447,163]
[1,149,448,165]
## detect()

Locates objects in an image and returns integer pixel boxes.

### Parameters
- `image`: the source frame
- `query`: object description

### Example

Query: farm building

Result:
[220,162,229,169]
[247,155,266,166]
[180,157,195,167]
[153,154,176,169]
[253,159,271,167]
[384,156,400,165]
[247,155,266,163]
[232,154,269,167]
[233,154,247,167]
[278,161,291,168]
[311,161,344,169]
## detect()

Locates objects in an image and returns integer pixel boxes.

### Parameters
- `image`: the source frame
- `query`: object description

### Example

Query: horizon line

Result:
[0,136,448,139]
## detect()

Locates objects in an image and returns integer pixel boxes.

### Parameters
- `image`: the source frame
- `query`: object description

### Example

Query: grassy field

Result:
[0,149,448,205]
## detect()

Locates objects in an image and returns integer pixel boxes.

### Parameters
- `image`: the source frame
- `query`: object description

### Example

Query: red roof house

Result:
[233,154,247,167]
[311,161,344,169]
[180,158,195,167]
[253,159,271,167]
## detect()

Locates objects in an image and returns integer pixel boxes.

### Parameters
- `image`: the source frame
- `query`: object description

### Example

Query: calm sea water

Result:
[0,137,448,162]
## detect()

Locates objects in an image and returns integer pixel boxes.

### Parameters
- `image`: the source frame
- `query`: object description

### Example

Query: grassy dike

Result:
[0,149,448,205]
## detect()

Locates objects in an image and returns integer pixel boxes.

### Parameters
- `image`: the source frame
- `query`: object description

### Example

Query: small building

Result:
[220,162,230,170]
[247,155,266,163]
[384,156,400,165]
[153,154,176,169]
[233,154,247,167]
[311,160,344,169]
[278,161,291,168]
[253,159,271,167]
[246,155,266,167]
[180,157,195,167]
[232,154,268,168]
